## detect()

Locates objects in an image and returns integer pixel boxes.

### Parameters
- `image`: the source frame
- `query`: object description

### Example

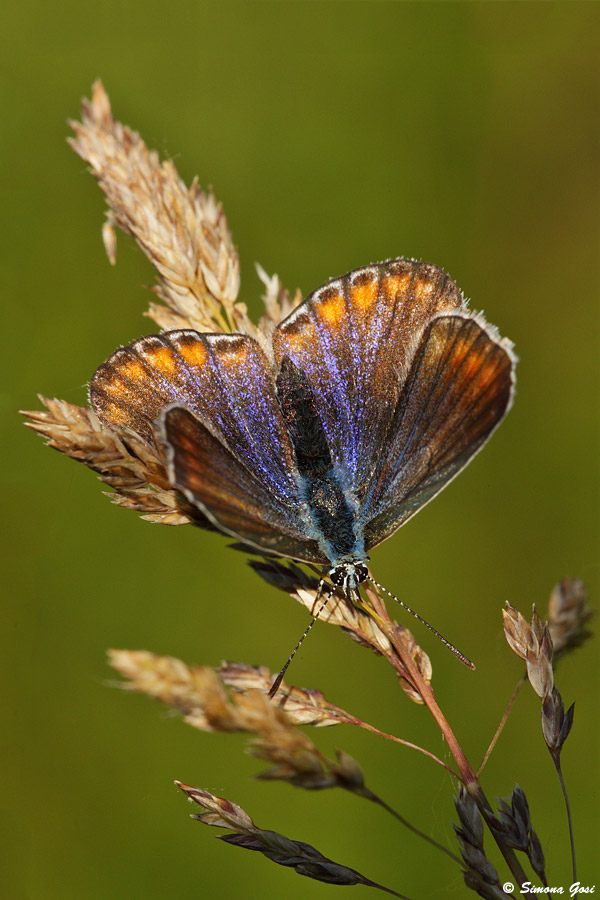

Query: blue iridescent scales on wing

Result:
[89,258,515,595]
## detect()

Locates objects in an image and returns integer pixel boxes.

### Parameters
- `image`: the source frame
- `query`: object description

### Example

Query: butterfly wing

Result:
[89,329,326,563]
[273,259,465,501]
[89,261,514,564]
[159,405,325,561]
[363,314,515,548]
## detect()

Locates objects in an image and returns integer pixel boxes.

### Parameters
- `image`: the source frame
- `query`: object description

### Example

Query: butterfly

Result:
[90,258,515,599]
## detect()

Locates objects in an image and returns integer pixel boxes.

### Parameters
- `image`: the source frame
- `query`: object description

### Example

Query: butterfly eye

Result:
[355,562,369,583]
[329,565,346,587]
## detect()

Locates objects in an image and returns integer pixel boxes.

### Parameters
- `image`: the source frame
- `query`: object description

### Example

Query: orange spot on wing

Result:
[280,327,314,354]
[175,340,208,370]
[102,400,127,423]
[412,276,435,300]
[117,359,148,383]
[461,350,488,380]
[381,271,409,301]
[277,313,316,351]
[472,352,507,389]
[448,338,506,391]
[142,345,179,375]
[100,375,129,397]
[349,278,378,311]
[317,291,345,326]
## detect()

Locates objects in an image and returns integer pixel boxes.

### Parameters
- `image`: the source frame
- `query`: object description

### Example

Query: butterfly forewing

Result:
[90,329,299,506]
[273,259,464,502]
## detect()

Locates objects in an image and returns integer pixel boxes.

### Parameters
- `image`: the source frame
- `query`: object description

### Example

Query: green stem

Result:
[478,675,526,776]
[552,753,576,883]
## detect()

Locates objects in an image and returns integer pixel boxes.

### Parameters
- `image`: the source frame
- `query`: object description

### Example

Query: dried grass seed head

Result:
[547,577,593,661]
[68,80,246,336]
[502,602,554,699]
[24,82,302,528]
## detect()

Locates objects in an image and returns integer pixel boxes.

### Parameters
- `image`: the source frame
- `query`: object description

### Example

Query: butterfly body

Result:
[275,355,368,583]
[90,258,516,591]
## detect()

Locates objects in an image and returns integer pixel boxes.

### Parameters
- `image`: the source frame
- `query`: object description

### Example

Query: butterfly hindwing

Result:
[363,314,515,549]
[160,405,326,563]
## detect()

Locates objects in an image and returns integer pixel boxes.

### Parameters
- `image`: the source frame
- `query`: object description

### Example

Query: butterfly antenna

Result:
[367,576,475,670]
[268,578,331,698]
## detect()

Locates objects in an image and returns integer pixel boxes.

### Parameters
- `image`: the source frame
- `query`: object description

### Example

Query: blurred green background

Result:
[3,2,599,899]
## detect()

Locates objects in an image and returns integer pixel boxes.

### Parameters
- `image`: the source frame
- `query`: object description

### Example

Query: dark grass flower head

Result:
[176,783,410,898]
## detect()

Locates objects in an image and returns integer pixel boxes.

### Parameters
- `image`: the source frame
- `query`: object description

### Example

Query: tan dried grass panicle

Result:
[249,557,433,704]
[22,397,191,524]
[176,783,258,833]
[255,263,303,334]
[216,661,349,727]
[547,577,592,661]
[109,649,235,731]
[502,593,578,765]
[109,650,350,729]
[110,650,368,793]
[392,624,432,704]
[502,602,553,700]
[109,649,283,734]
[503,580,592,693]
[24,82,303,526]
[68,80,250,337]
